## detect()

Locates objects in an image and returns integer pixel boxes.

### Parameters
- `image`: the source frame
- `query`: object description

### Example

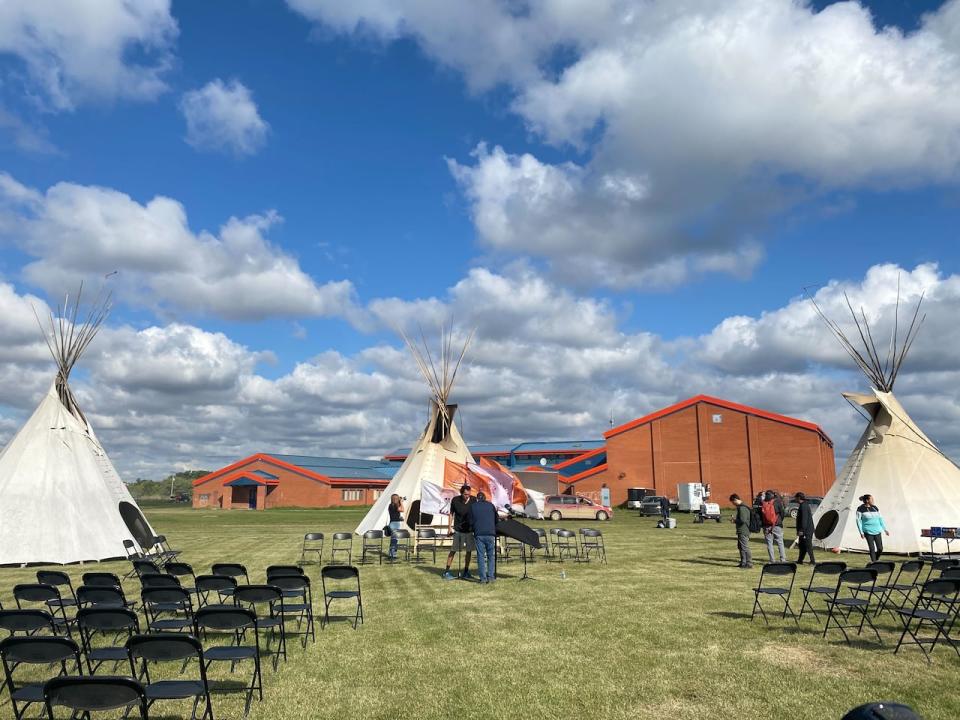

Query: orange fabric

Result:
[478,457,528,505]
[444,458,488,498]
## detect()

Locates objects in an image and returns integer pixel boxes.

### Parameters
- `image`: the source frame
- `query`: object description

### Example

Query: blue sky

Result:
[1,0,959,477]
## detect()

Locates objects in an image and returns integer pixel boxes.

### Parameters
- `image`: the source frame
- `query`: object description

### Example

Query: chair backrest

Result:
[919,577,960,599]
[557,529,575,539]
[866,561,895,578]
[322,565,360,581]
[580,528,602,538]
[266,565,304,578]
[0,609,56,635]
[77,586,126,607]
[76,607,140,634]
[163,562,195,579]
[811,561,847,578]
[304,532,324,542]
[141,587,191,609]
[941,567,960,580]
[0,635,80,666]
[211,563,247,579]
[761,562,797,578]
[394,529,411,540]
[364,530,383,540]
[535,528,547,538]
[417,529,436,539]
[234,584,284,605]
[195,606,257,632]
[13,583,60,605]
[333,532,352,542]
[36,571,72,590]
[82,572,121,588]
[900,559,924,574]
[839,568,877,587]
[932,558,960,573]
[127,633,203,662]
[195,575,237,593]
[44,675,147,718]
[140,574,182,589]
[132,560,160,576]
[270,574,310,593]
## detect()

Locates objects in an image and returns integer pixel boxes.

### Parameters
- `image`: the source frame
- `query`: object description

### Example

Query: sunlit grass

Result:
[1,507,957,720]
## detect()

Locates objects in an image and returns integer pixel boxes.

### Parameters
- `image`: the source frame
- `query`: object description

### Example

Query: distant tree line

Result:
[127,470,209,501]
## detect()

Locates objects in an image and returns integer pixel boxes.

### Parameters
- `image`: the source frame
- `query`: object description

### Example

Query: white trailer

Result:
[676,482,705,512]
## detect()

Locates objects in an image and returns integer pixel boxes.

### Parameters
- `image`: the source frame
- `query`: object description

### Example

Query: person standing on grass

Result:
[659,495,671,524]
[760,490,787,563]
[468,491,499,584]
[729,494,753,569]
[794,492,817,565]
[442,484,475,580]
[387,494,404,559]
[856,494,889,562]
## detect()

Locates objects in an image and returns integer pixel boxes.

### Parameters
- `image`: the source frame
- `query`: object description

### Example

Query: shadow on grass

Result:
[680,557,739,567]
[709,610,753,620]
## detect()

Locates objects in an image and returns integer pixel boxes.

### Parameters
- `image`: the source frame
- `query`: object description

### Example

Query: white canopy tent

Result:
[0,290,155,565]
[810,285,960,554]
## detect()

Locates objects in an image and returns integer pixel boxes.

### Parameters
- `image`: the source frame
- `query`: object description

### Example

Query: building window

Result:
[198,494,209,502]
[372,489,383,500]
[342,489,362,501]
[712,414,723,424]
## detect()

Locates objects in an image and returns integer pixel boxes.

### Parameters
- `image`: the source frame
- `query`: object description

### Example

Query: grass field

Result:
[2,507,958,720]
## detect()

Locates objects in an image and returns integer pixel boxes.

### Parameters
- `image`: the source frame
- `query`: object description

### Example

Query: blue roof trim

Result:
[251,469,279,480]
[225,476,265,487]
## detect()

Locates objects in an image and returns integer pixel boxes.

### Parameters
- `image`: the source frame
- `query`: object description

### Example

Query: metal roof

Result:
[384,440,604,459]
[270,454,397,480]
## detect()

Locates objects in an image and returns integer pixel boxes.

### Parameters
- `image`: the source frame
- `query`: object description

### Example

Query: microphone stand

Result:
[506,505,536,582]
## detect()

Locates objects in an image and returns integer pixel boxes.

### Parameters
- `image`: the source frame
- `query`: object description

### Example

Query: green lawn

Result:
[2,507,958,720]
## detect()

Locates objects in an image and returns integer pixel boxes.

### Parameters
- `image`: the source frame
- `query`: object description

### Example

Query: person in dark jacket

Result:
[659,496,670,523]
[760,490,787,563]
[468,491,499,584]
[387,494,404,559]
[794,492,816,564]
[729,494,753,568]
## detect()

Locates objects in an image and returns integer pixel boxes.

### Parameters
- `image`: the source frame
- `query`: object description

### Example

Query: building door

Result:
[248,489,257,509]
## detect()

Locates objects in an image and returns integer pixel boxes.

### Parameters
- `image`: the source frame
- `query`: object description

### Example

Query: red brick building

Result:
[556,395,835,506]
[192,454,394,510]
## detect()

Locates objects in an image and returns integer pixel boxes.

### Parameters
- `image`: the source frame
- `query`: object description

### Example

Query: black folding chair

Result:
[822,568,882,645]
[211,564,249,596]
[922,558,960,584]
[233,585,286,669]
[798,561,847,622]
[83,572,123,588]
[127,633,213,720]
[269,575,316,646]
[415,529,438,564]
[13,584,73,635]
[44,675,149,720]
[77,585,131,610]
[859,561,895,613]
[266,565,304,579]
[195,575,238,607]
[35,571,77,614]
[154,535,182,563]
[298,532,324,568]
[321,566,363,630]
[876,560,925,619]
[141,587,195,633]
[751,562,798,625]
[141,573,183,590]
[75,607,140,674]
[0,609,56,637]
[391,529,413,562]
[131,559,162,579]
[534,528,550,560]
[195,607,263,716]
[330,533,353,565]
[579,529,606,564]
[123,539,164,576]
[361,530,384,565]
[164,562,199,596]
[894,578,960,663]
[554,529,579,563]
[0,636,82,720]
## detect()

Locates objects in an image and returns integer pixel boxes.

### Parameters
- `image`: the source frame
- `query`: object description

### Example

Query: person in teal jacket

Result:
[856,494,889,562]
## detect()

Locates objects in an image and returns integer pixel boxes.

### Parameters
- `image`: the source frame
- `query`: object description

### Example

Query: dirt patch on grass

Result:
[753,643,850,677]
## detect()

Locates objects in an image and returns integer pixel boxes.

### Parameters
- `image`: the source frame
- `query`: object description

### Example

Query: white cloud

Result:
[0,0,177,111]
[0,173,359,321]
[2,262,960,480]
[180,79,269,156]
[291,0,960,288]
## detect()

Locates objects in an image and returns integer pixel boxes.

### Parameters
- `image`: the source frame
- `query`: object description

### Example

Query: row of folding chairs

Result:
[751,559,960,663]
[122,536,182,578]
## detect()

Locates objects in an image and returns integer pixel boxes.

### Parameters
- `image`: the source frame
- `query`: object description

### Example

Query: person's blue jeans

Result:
[389,521,402,557]
[474,535,496,582]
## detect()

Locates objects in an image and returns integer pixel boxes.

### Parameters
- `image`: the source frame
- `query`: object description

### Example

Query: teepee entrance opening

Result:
[119,501,153,548]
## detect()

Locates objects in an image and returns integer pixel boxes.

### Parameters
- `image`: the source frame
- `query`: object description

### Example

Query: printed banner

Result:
[420,482,457,516]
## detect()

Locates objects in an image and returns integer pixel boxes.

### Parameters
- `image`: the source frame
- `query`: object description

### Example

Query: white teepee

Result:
[0,289,156,565]
[355,327,475,536]
[810,287,960,554]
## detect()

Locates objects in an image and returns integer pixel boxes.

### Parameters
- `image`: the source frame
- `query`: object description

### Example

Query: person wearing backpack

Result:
[729,494,753,569]
[794,492,817,565]
[760,490,787,563]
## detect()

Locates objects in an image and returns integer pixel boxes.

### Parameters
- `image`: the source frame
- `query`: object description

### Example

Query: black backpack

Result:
[748,507,763,534]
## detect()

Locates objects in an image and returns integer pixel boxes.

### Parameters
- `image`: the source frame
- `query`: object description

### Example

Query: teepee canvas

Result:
[810,288,960,554]
[355,328,475,536]
[0,290,156,565]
